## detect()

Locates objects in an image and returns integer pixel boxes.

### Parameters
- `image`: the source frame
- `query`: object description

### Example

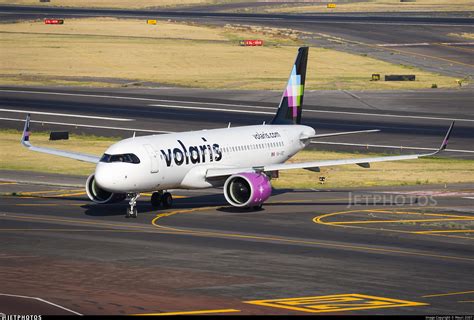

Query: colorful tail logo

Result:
[272,47,308,125]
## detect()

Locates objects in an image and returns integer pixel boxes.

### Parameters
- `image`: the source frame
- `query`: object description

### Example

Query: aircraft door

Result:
[144,144,159,173]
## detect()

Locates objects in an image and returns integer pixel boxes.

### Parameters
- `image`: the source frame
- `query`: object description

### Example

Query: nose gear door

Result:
[144,144,159,173]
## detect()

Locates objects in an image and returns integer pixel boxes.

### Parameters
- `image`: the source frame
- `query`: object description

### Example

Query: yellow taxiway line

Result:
[414,230,474,234]
[422,290,474,298]
[314,208,474,240]
[134,309,240,316]
[151,208,474,262]
[18,189,84,195]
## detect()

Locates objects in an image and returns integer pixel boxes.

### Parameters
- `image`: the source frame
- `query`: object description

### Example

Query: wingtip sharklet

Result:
[21,113,31,146]
[433,121,455,155]
[440,121,455,150]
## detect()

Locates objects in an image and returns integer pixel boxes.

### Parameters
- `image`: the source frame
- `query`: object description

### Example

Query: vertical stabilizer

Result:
[271,47,309,125]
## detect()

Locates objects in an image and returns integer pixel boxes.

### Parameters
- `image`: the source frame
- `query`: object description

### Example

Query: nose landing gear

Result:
[125,191,174,218]
[126,193,140,218]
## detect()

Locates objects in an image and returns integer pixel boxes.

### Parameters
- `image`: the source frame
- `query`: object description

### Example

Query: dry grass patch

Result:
[264,0,474,13]
[2,130,472,189]
[0,17,229,41]
[0,18,458,89]
[449,32,474,40]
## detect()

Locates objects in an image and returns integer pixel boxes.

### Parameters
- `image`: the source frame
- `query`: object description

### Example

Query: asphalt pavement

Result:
[0,174,473,315]
[1,87,473,158]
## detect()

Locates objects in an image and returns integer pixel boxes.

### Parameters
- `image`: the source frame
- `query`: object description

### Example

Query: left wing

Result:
[21,114,100,163]
[206,122,454,179]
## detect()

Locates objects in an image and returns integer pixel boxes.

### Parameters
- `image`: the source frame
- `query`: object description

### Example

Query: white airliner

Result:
[21,47,454,218]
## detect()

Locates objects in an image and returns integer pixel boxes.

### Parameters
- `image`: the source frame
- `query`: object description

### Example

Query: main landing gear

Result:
[150,191,173,209]
[126,193,140,218]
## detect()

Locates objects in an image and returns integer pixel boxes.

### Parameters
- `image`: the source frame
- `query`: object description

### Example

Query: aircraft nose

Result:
[94,163,119,192]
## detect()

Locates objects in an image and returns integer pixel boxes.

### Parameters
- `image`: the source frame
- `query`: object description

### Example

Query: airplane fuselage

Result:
[94,124,315,193]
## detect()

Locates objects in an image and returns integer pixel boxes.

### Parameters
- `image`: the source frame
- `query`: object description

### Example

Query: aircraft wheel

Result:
[126,207,138,218]
[151,192,162,207]
[162,192,173,209]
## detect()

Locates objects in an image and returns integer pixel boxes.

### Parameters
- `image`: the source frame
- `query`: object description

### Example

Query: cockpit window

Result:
[100,153,140,164]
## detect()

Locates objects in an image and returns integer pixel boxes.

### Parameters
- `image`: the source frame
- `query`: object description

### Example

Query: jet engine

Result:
[86,174,126,204]
[223,172,272,208]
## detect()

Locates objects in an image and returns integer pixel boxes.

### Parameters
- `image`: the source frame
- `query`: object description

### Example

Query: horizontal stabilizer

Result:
[301,129,380,140]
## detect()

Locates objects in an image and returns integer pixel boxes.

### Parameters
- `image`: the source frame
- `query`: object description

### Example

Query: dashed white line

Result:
[377,42,474,47]
[377,42,431,47]
[150,103,474,123]
[149,104,274,115]
[0,117,173,134]
[0,108,133,121]
[0,89,263,108]
[286,20,473,27]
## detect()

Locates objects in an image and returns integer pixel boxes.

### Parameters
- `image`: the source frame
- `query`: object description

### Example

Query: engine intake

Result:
[224,172,272,208]
[86,174,125,204]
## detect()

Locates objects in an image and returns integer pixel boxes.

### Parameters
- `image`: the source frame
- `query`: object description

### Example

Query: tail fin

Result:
[271,46,309,125]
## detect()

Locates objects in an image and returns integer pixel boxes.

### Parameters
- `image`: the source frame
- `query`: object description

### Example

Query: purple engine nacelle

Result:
[223,172,272,208]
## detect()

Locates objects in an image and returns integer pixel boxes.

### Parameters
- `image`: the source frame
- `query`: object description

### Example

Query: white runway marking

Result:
[150,103,474,123]
[377,42,474,47]
[0,117,173,134]
[1,89,473,122]
[377,42,431,47]
[284,20,473,27]
[149,104,274,115]
[0,88,264,108]
[0,108,133,121]
[440,42,474,46]
[310,141,474,154]
[0,293,82,315]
